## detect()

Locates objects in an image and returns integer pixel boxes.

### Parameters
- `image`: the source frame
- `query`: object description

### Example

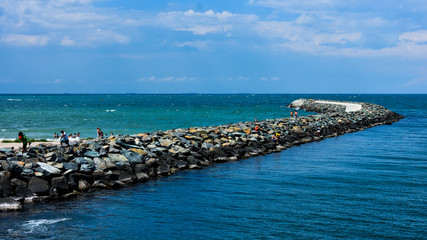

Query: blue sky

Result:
[1,0,426,93]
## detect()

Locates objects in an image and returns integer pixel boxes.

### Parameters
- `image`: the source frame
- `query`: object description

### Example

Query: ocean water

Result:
[0,94,426,239]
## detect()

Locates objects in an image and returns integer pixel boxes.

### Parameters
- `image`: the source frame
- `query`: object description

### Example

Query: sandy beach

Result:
[0,141,59,150]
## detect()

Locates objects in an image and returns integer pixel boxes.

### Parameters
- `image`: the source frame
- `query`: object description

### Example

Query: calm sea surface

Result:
[0,94,426,239]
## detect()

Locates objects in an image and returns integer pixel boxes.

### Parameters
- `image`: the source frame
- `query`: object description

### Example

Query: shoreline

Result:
[0,99,404,212]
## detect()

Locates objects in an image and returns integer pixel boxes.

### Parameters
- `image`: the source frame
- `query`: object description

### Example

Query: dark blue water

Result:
[0,94,426,239]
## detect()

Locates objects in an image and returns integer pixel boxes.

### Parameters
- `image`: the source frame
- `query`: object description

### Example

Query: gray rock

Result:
[51,176,68,190]
[28,177,50,194]
[37,162,61,175]
[74,157,88,164]
[159,139,174,148]
[92,180,108,189]
[0,197,22,211]
[157,165,170,175]
[63,162,79,171]
[15,187,34,197]
[21,168,35,178]
[11,178,27,188]
[136,172,149,182]
[176,160,188,169]
[120,150,145,164]
[108,154,128,163]
[93,157,107,170]
[0,171,12,197]
[84,150,100,158]
[80,163,95,173]
[78,180,90,191]
[92,170,104,179]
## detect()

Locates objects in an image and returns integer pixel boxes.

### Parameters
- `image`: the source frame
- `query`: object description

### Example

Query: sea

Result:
[0,94,426,239]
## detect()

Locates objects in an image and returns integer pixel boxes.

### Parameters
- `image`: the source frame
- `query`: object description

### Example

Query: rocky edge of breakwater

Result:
[0,99,404,211]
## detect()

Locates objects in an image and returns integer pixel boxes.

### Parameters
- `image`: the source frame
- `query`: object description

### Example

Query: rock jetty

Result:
[0,99,404,211]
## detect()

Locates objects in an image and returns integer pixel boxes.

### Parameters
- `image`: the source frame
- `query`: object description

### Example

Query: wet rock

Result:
[78,180,90,191]
[0,197,22,211]
[157,165,170,175]
[0,171,12,197]
[28,177,50,194]
[92,170,104,180]
[15,187,34,198]
[51,176,68,190]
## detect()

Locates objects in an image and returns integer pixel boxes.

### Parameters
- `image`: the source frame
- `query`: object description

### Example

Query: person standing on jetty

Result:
[97,128,104,138]
[59,130,70,147]
[18,132,28,153]
[294,110,298,118]
[290,111,293,118]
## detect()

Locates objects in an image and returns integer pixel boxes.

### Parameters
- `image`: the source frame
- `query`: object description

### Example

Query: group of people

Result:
[17,109,301,153]
[54,132,80,140]
[290,110,298,118]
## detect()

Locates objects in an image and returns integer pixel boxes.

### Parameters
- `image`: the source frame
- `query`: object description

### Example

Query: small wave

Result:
[106,109,117,112]
[1,129,6,132]
[7,218,70,234]
[0,138,16,141]
[7,99,22,101]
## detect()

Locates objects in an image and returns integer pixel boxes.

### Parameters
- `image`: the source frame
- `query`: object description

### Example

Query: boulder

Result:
[0,171,12,197]
[28,177,50,194]
[120,150,145,164]
[78,180,90,191]
[51,176,68,190]
[63,162,79,171]
[135,172,149,182]
[74,157,89,164]
[15,187,34,198]
[108,154,128,163]
[159,139,174,148]
[84,150,100,158]
[80,163,95,173]
[0,197,22,211]
[36,162,61,176]
[157,165,170,175]
[292,126,304,133]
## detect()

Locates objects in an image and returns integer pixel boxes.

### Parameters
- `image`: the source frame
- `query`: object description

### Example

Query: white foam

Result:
[106,109,117,112]
[315,100,362,112]
[7,99,21,101]
[8,218,70,234]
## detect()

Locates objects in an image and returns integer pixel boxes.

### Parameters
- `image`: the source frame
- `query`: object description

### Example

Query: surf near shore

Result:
[0,99,404,212]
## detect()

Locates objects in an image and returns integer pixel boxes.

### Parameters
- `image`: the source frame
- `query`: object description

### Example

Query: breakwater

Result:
[0,99,404,211]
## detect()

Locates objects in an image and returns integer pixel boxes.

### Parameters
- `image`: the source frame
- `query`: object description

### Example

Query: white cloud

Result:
[175,41,208,49]
[403,76,427,87]
[399,30,427,42]
[248,0,334,13]
[0,0,130,46]
[138,76,195,83]
[61,36,76,46]
[260,77,280,81]
[0,0,425,60]
[157,9,257,35]
[0,34,48,46]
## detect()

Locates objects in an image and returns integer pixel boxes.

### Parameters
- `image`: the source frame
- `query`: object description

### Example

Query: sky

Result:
[0,0,427,94]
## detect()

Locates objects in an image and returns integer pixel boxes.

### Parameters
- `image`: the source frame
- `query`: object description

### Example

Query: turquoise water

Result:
[0,94,426,239]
